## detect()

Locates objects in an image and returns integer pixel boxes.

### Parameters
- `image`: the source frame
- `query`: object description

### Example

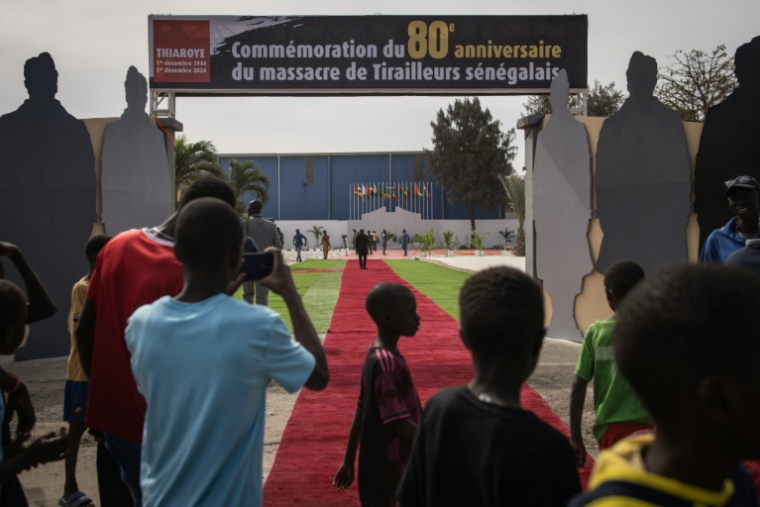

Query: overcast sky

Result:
[1,0,758,169]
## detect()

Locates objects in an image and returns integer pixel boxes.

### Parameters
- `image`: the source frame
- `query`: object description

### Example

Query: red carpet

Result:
[263,259,592,506]
[290,269,344,273]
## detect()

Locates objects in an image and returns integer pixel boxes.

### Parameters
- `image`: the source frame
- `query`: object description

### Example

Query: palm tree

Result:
[498,228,515,248]
[307,225,323,251]
[222,159,270,212]
[499,174,526,256]
[174,135,223,194]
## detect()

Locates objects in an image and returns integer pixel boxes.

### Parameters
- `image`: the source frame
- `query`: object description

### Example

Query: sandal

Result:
[59,491,94,507]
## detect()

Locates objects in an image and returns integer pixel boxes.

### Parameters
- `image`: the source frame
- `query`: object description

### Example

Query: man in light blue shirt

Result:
[125,197,329,506]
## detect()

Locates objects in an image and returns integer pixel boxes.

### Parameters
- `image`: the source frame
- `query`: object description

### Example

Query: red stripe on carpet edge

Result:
[263,259,592,506]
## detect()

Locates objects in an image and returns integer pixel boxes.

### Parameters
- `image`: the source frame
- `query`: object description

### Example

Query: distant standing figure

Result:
[0,52,95,360]
[595,51,691,274]
[534,69,593,340]
[242,200,281,305]
[372,231,379,254]
[381,229,389,255]
[322,233,331,260]
[101,66,172,236]
[401,230,411,256]
[355,229,370,269]
[293,229,306,263]
[277,227,284,248]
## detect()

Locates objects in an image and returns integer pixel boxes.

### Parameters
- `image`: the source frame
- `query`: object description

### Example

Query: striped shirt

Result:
[357,346,421,507]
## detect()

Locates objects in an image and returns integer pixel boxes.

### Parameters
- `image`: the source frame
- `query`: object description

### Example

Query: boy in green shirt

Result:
[569,260,650,466]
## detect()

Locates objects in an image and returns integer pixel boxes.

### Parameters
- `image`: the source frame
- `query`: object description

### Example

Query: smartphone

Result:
[241,252,275,281]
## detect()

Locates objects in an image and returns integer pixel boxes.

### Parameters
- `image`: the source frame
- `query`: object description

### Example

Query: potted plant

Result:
[307,225,323,252]
[414,227,438,258]
[470,230,490,256]
[498,228,515,255]
[442,230,456,257]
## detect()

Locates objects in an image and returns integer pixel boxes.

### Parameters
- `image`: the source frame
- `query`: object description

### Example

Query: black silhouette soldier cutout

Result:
[101,66,172,236]
[0,52,95,359]
[695,37,760,251]
[595,51,691,274]
[534,69,593,340]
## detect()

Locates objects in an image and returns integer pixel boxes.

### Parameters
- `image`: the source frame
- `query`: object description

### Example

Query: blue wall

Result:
[219,152,505,221]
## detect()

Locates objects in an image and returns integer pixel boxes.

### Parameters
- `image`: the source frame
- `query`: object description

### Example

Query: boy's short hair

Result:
[0,280,26,330]
[175,198,242,268]
[365,283,415,322]
[179,177,236,209]
[615,264,760,424]
[85,235,112,266]
[459,267,544,358]
[603,260,645,300]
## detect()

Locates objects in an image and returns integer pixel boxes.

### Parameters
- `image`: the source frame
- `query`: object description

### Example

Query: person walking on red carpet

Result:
[355,229,370,269]
[569,260,651,464]
[397,267,581,506]
[333,283,421,507]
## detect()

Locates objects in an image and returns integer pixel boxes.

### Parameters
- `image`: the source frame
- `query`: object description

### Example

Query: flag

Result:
[403,184,408,198]
[392,189,397,200]
[368,184,375,197]
[382,184,389,199]
[428,184,433,200]
[414,183,421,197]
[362,184,367,199]
[354,184,363,197]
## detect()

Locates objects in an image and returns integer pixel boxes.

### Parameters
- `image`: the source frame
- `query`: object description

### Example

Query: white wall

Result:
[273,208,519,250]
[273,220,348,250]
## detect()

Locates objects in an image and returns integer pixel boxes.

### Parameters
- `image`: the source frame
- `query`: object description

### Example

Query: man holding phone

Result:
[242,200,281,306]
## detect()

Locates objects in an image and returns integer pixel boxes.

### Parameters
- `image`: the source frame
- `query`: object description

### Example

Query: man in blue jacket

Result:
[700,175,760,263]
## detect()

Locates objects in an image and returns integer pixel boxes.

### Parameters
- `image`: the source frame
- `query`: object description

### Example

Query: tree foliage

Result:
[469,230,490,251]
[174,135,223,188]
[655,45,737,122]
[414,227,439,256]
[222,159,270,210]
[522,81,626,117]
[499,174,526,256]
[425,98,516,231]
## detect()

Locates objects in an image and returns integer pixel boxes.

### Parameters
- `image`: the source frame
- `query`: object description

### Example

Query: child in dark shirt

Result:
[570,264,760,506]
[0,280,69,485]
[397,266,581,507]
[333,283,421,507]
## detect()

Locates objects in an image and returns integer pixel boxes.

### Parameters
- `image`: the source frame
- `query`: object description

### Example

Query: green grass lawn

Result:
[386,261,472,321]
[233,259,345,333]
[291,259,346,270]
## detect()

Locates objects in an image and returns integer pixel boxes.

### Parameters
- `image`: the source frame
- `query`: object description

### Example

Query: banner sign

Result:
[149,15,588,96]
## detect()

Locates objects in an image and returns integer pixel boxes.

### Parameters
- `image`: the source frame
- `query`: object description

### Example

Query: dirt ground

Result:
[6,335,596,506]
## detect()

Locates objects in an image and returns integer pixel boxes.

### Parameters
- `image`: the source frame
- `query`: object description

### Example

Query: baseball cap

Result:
[724,175,760,195]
